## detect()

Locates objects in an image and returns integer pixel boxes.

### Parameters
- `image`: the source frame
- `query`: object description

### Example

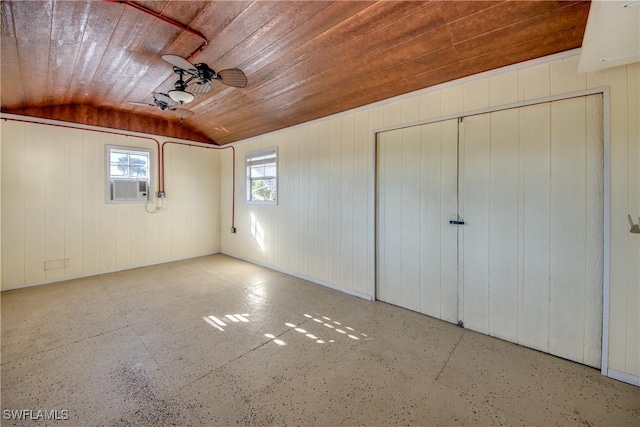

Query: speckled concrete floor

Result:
[1,254,639,426]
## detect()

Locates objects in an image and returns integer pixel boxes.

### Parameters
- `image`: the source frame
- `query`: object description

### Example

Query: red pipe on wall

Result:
[102,0,208,61]
[1,117,161,161]
[161,141,236,229]
[2,117,236,229]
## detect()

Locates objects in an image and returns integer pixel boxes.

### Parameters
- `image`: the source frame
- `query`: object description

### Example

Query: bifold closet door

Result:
[376,119,458,322]
[459,95,604,368]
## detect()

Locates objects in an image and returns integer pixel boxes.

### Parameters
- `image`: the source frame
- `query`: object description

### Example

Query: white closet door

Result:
[459,95,603,367]
[377,119,458,320]
[376,94,603,368]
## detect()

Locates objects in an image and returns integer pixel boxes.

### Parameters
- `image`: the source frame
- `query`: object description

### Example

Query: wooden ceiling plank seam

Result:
[215,1,378,91]
[51,1,91,106]
[190,1,291,67]
[234,1,416,90]
[260,36,454,118]
[195,1,436,112]
[449,0,589,46]
[451,4,590,58]
[88,2,190,108]
[249,1,438,94]
[65,2,115,105]
[186,2,344,111]
[0,1,26,109]
[0,0,16,38]
[62,1,90,105]
[11,0,54,108]
[438,0,502,25]
[93,4,180,105]
[209,1,335,74]
[196,3,448,120]
[172,0,256,64]
[240,6,449,107]
[233,1,367,76]
[67,1,125,105]
[188,1,360,112]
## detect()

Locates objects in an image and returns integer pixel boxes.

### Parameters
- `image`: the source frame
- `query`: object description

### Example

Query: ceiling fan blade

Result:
[161,54,197,73]
[170,108,194,119]
[153,92,176,107]
[188,81,212,94]
[217,68,248,88]
[128,101,154,107]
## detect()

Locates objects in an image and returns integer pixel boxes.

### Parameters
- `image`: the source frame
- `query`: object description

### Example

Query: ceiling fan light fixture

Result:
[168,90,195,104]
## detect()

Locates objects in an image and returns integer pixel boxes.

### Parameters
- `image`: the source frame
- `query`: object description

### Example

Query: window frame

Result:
[245,147,278,205]
[105,145,152,204]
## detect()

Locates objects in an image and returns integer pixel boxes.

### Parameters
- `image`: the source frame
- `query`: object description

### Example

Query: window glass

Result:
[106,146,151,203]
[246,149,277,204]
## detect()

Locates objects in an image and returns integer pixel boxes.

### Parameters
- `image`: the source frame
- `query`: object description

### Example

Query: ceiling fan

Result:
[161,54,248,104]
[128,92,194,125]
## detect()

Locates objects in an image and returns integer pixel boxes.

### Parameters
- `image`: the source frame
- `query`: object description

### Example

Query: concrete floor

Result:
[1,254,638,426]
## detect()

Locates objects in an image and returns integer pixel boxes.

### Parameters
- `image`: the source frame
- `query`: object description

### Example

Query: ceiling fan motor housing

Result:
[195,63,216,83]
[153,99,169,110]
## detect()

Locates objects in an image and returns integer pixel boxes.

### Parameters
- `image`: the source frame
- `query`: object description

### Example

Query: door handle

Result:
[449,220,465,225]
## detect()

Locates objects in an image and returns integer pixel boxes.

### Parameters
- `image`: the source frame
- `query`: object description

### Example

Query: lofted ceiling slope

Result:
[1,1,591,145]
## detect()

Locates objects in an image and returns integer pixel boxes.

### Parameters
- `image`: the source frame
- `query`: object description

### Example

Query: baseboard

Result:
[607,368,640,387]
[1,250,221,292]
[220,251,374,301]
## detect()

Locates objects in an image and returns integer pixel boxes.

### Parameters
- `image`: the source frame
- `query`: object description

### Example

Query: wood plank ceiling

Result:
[1,0,591,145]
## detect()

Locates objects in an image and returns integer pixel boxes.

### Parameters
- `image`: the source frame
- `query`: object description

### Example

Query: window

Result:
[106,145,151,203]
[246,148,277,204]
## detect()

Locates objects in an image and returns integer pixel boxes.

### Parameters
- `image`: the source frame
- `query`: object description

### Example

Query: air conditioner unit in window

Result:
[111,179,149,202]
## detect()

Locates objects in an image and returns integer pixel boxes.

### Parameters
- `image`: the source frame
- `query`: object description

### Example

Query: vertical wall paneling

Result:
[518,103,552,352]
[278,132,291,272]
[0,121,2,286]
[81,133,103,274]
[306,123,320,280]
[460,114,492,334]
[0,121,3,286]
[298,126,310,277]
[400,124,421,312]
[2,122,26,287]
[378,129,402,306]
[1,122,220,290]
[44,126,66,282]
[340,115,355,289]
[168,144,189,259]
[64,128,84,277]
[584,94,605,368]
[627,63,640,378]
[24,124,46,284]
[487,108,520,343]
[328,119,342,285]
[353,111,370,295]
[548,97,590,363]
[316,121,331,283]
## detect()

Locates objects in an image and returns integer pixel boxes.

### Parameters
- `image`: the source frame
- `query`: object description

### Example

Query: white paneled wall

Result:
[221,54,639,383]
[220,114,373,297]
[1,122,221,290]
